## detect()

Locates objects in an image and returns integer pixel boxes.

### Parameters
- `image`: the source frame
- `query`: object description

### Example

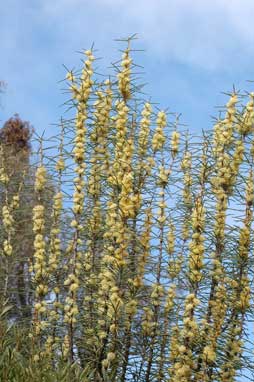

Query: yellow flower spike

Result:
[157,166,170,187]
[2,206,14,229]
[117,48,132,101]
[63,48,95,361]
[3,240,12,256]
[55,158,65,171]
[152,111,167,151]
[171,130,180,155]
[30,159,49,350]
[34,165,47,192]
[138,102,152,156]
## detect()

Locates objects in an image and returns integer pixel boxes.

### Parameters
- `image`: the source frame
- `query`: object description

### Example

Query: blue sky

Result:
[2,0,254,137]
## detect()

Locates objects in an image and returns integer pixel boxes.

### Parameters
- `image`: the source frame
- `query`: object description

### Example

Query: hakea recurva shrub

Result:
[0,39,254,382]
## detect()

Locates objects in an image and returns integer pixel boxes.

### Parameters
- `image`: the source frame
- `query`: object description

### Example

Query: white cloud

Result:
[2,0,254,72]
[1,0,254,135]
[25,0,254,70]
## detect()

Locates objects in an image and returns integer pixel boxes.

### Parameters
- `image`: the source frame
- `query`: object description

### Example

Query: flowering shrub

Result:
[0,38,253,382]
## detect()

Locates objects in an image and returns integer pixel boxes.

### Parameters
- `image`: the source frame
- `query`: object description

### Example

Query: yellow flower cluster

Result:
[33,205,45,233]
[119,173,133,214]
[112,100,140,219]
[212,159,231,244]
[167,219,183,279]
[105,220,129,264]
[213,153,231,190]
[108,101,129,185]
[96,270,114,337]
[34,300,47,314]
[152,111,167,151]
[141,307,155,335]
[172,359,192,381]
[35,165,47,192]
[32,210,48,336]
[88,83,113,196]
[171,130,180,155]
[62,335,70,359]
[237,276,250,311]
[55,158,65,172]
[213,140,244,199]
[198,316,220,376]
[68,50,94,103]
[11,194,19,209]
[151,283,165,306]
[181,151,192,207]
[117,48,132,100]
[0,167,9,184]
[30,159,48,343]
[138,102,152,156]
[220,326,243,382]
[125,298,138,316]
[53,191,63,212]
[44,335,55,356]
[197,281,226,377]
[245,170,254,205]
[171,294,200,381]
[213,202,227,243]
[102,351,116,369]
[168,257,183,280]
[32,205,47,286]
[66,71,76,83]
[109,288,123,316]
[210,282,227,336]
[64,295,79,324]
[238,93,254,135]
[164,284,176,312]
[202,344,216,364]
[97,261,123,337]
[169,325,180,366]
[181,151,191,171]
[114,101,129,144]
[94,80,112,122]
[213,94,238,153]
[73,132,85,163]
[3,240,12,256]
[157,165,170,187]
[2,205,14,230]
[72,51,94,162]
[230,139,245,189]
[238,225,251,261]
[180,149,193,243]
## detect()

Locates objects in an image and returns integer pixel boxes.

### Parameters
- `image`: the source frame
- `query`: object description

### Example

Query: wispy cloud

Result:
[1,0,254,134]
[24,0,254,70]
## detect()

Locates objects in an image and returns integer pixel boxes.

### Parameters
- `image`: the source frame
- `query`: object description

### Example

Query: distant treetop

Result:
[0,114,33,151]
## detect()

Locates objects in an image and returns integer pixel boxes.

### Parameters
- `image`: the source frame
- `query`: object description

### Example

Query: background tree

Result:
[0,115,54,323]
